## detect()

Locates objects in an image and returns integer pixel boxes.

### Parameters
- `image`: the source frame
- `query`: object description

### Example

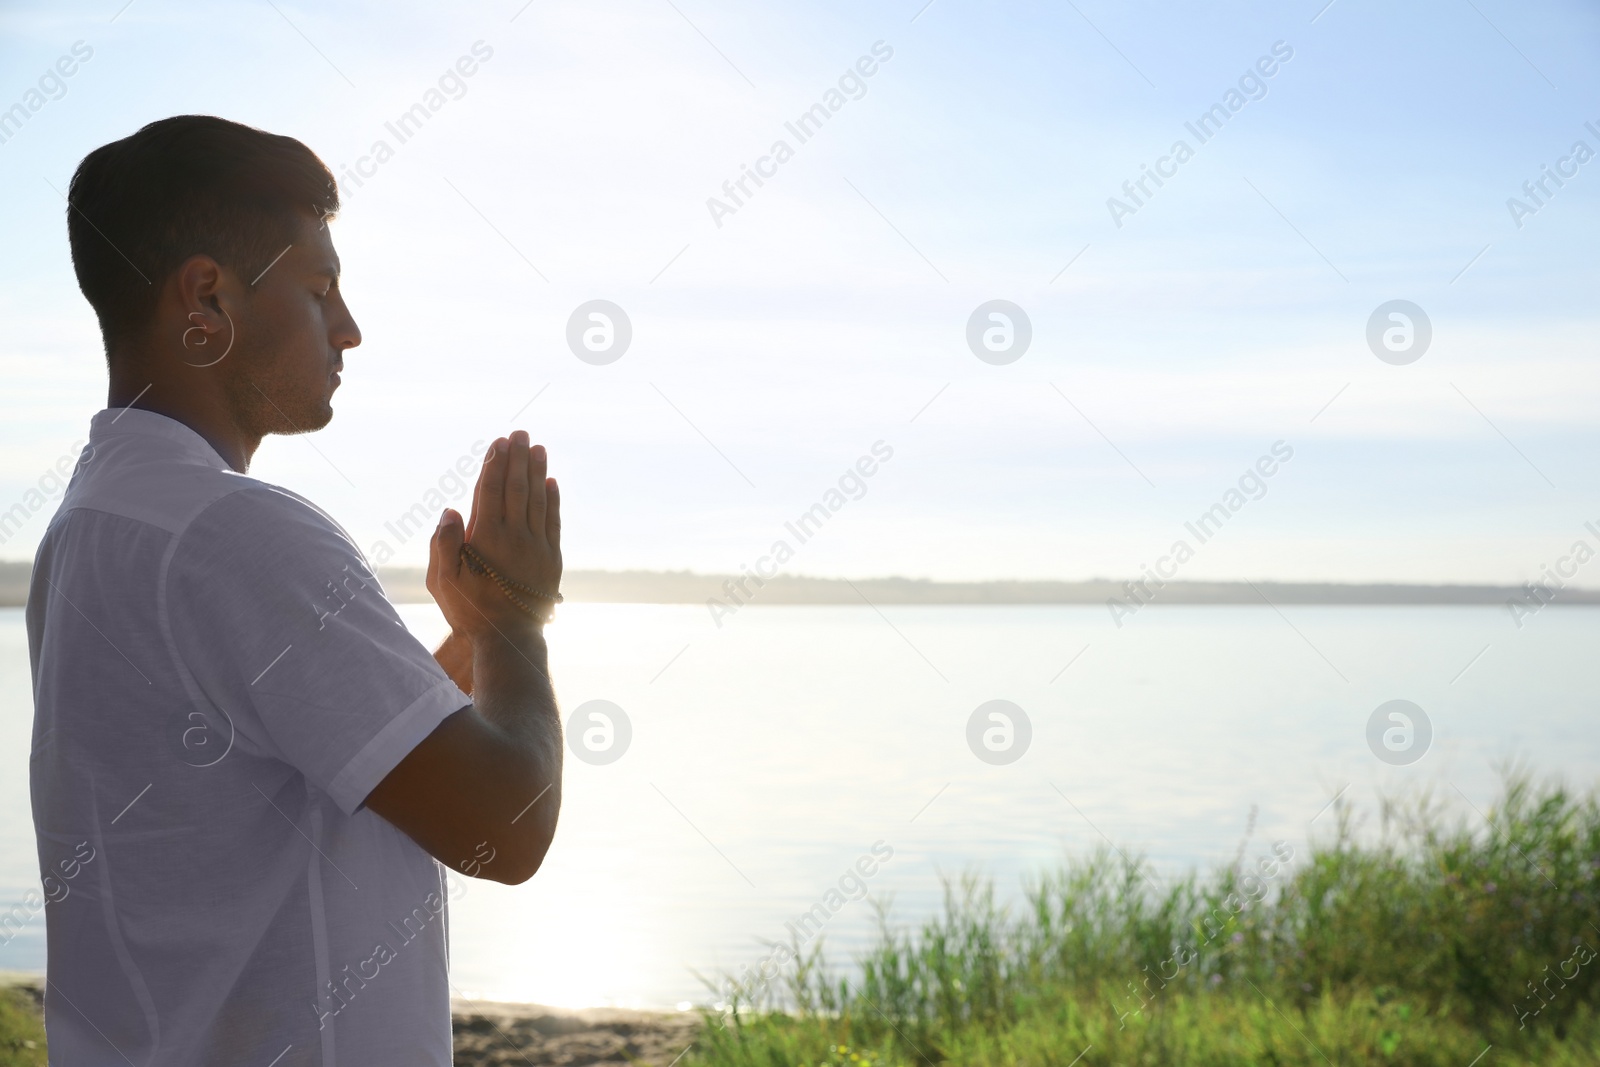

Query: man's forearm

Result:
[470,623,563,858]
[472,626,558,737]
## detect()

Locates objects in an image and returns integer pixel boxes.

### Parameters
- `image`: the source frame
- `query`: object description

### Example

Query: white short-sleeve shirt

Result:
[26,407,472,1066]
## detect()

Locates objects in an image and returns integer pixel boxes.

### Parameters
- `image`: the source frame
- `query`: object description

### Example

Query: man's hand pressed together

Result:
[365,429,565,886]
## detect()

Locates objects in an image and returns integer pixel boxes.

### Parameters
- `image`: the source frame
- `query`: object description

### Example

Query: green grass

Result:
[0,985,45,1067]
[692,772,1600,1067]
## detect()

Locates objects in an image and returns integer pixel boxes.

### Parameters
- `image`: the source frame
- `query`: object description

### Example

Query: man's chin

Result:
[268,401,334,436]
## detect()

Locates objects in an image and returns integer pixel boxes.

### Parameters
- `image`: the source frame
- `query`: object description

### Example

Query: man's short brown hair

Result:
[67,114,339,356]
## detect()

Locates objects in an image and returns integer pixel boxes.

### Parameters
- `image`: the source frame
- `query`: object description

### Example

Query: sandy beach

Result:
[448,999,701,1067]
[1,975,701,1065]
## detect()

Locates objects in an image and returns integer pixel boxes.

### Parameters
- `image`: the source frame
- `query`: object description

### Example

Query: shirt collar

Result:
[88,407,234,471]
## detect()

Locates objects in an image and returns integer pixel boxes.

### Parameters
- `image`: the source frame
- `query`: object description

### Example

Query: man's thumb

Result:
[436,509,464,572]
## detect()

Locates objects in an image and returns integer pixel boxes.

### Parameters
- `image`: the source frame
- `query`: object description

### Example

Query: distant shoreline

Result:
[363,568,1600,609]
[3,561,1591,609]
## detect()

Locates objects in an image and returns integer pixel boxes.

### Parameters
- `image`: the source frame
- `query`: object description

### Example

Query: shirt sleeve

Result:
[165,482,470,815]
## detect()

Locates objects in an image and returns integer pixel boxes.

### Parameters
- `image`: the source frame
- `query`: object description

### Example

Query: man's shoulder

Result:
[47,430,374,595]
[173,480,366,574]
[58,438,293,540]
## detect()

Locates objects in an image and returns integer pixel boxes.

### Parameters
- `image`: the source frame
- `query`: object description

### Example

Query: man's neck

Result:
[107,373,259,474]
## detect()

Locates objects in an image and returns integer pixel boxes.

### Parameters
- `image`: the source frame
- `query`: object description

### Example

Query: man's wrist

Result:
[464,614,547,648]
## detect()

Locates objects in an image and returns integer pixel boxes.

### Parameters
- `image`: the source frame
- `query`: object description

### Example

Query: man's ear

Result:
[175,254,226,318]
[173,254,237,368]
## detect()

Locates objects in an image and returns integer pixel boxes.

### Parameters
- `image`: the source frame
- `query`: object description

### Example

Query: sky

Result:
[1,0,1597,584]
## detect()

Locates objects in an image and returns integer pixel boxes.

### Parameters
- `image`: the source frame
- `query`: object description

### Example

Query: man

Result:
[27,114,564,1065]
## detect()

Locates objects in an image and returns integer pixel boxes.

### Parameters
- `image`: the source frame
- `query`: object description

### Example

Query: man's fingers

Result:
[527,444,548,534]
[545,477,561,554]
[466,443,493,542]
[480,437,508,523]
[505,431,530,525]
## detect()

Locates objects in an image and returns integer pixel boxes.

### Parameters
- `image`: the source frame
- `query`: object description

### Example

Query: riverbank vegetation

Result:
[694,774,1600,1066]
